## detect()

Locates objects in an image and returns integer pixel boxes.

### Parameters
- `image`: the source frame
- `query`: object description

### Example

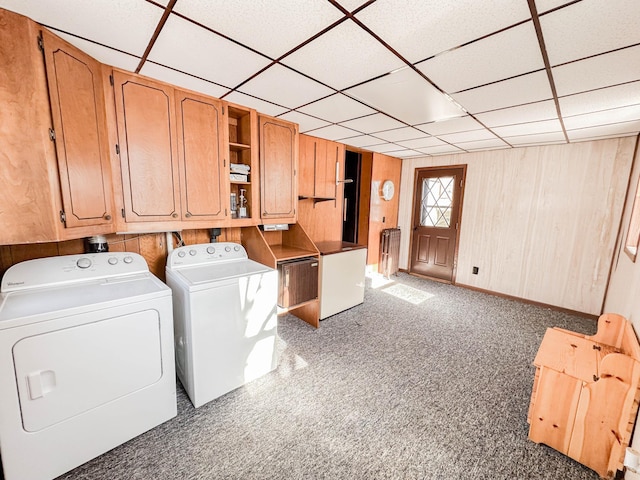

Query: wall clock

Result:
[382,180,395,201]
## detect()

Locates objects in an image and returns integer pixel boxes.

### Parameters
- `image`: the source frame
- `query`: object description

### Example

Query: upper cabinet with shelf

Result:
[226,103,260,226]
[259,115,298,224]
[0,10,114,245]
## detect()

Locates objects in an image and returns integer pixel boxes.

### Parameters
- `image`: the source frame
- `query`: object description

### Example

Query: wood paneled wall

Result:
[367,153,403,268]
[0,228,241,282]
[398,137,636,315]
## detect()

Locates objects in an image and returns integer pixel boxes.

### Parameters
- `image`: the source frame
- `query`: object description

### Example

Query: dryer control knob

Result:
[206,246,215,254]
[234,245,240,251]
[225,246,231,252]
[123,256,133,264]
[177,251,186,258]
[189,249,197,256]
[108,257,118,265]
[76,258,92,269]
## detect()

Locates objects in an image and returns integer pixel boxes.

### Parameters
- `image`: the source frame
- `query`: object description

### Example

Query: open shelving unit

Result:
[226,102,260,227]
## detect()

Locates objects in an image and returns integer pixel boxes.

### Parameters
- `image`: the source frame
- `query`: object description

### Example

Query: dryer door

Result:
[13,310,162,432]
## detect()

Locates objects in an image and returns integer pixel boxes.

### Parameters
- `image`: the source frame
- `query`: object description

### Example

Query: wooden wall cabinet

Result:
[259,115,298,224]
[298,134,345,243]
[111,69,229,232]
[0,10,115,244]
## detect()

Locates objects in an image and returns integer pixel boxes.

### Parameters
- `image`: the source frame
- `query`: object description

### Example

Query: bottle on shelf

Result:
[239,188,248,218]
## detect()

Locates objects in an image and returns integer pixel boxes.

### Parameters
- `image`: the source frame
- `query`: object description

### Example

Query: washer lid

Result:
[0,273,169,330]
[171,259,273,286]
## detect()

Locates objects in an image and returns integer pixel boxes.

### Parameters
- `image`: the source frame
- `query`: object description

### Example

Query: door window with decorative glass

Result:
[420,176,454,228]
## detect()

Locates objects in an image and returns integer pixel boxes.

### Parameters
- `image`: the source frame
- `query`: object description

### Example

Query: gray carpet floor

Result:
[55,272,603,479]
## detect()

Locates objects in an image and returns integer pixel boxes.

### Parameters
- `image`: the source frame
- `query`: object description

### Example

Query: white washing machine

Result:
[165,242,278,408]
[0,252,177,480]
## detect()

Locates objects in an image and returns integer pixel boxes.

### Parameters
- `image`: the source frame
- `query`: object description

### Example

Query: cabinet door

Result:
[42,31,113,229]
[175,90,228,222]
[315,139,342,199]
[298,134,315,198]
[113,71,181,222]
[259,116,298,222]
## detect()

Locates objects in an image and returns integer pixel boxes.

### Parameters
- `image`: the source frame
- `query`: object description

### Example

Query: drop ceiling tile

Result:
[334,1,372,12]
[503,131,566,145]
[52,30,140,71]
[415,116,482,136]
[416,22,544,93]
[492,119,563,137]
[563,104,640,130]
[552,45,640,97]
[139,62,229,98]
[566,120,640,141]
[339,135,387,148]
[307,124,361,141]
[1,0,163,55]
[297,94,375,123]
[373,127,430,142]
[559,81,640,116]
[384,149,423,158]
[278,111,330,133]
[339,114,406,133]
[396,137,446,149]
[223,92,288,117]
[451,71,553,114]
[345,68,465,125]
[282,20,405,90]
[540,0,640,65]
[416,145,465,156]
[438,129,498,144]
[173,0,343,59]
[355,0,531,62]
[366,143,407,154]
[240,64,335,109]
[457,139,510,151]
[475,101,558,127]
[535,1,575,14]
[148,15,270,89]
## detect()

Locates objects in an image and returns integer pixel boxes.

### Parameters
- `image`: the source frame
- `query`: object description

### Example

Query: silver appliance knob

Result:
[225,246,231,252]
[108,257,118,265]
[234,245,240,251]
[123,256,133,264]
[189,249,197,256]
[76,258,92,269]
[177,251,186,258]
[206,246,215,254]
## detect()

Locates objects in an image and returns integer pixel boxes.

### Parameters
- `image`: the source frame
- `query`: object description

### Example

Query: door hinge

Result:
[225,208,228,216]
[222,105,225,115]
[37,34,44,52]
[59,210,66,224]
[224,158,226,167]
[48,128,56,141]
[109,74,114,86]
[115,144,120,155]
[121,208,125,218]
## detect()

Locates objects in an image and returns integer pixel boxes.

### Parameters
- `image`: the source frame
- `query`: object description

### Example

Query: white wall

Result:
[398,137,636,315]
[602,137,640,479]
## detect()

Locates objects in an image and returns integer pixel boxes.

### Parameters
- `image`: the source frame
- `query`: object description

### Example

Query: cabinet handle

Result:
[172,213,178,218]
[185,212,192,218]
[104,214,111,221]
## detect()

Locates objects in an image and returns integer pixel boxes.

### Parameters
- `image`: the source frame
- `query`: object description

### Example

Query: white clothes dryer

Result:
[0,252,177,480]
[166,242,278,408]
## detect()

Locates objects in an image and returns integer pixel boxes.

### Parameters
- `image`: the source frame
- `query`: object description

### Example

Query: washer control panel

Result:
[167,242,247,268]
[1,252,150,292]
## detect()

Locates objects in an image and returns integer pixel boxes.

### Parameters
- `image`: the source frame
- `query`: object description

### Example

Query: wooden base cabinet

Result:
[0,10,115,244]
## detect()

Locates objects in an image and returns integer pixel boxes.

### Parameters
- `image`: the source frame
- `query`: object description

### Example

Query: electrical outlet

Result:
[472,266,479,274]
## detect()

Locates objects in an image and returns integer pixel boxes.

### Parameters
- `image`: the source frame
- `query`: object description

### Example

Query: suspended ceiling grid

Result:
[3,0,640,158]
